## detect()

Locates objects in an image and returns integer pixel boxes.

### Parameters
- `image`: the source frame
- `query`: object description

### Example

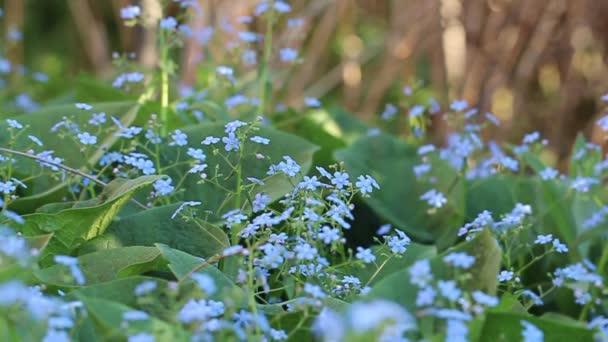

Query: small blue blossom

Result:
[443,252,475,269]
[485,112,500,126]
[112,72,144,88]
[288,18,305,28]
[187,148,206,161]
[450,99,468,111]
[446,319,469,342]
[153,178,174,196]
[54,255,85,285]
[0,181,16,194]
[225,120,247,134]
[222,133,240,151]
[597,115,608,131]
[520,290,543,306]
[238,31,259,42]
[88,112,106,126]
[472,290,498,307]
[134,280,157,296]
[170,129,188,146]
[77,132,97,145]
[385,230,410,254]
[252,193,271,212]
[28,135,43,146]
[570,177,599,192]
[355,175,380,194]
[242,49,257,65]
[294,242,318,260]
[6,119,23,129]
[250,136,270,145]
[75,102,92,110]
[413,164,431,178]
[523,131,540,144]
[191,273,216,294]
[267,156,301,177]
[498,270,514,282]
[534,234,553,245]
[420,189,447,208]
[120,5,141,20]
[409,259,433,287]
[438,280,461,301]
[128,333,155,342]
[552,238,568,253]
[318,226,341,244]
[201,136,220,145]
[521,321,543,342]
[417,144,435,155]
[415,286,436,306]
[304,97,321,108]
[409,105,425,118]
[355,247,376,263]
[330,172,350,189]
[539,167,558,180]
[280,48,298,62]
[160,17,178,30]
[381,103,398,120]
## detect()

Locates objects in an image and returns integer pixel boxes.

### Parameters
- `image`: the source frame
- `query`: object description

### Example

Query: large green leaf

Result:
[352,243,436,286]
[158,123,318,218]
[35,246,163,286]
[75,295,189,340]
[79,204,229,258]
[335,133,465,242]
[2,101,140,213]
[155,243,245,301]
[478,312,593,341]
[69,276,170,313]
[367,229,501,309]
[16,175,161,266]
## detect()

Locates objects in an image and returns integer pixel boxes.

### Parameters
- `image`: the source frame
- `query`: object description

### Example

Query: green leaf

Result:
[446,229,502,294]
[75,295,189,339]
[352,243,436,286]
[158,123,318,218]
[155,244,245,302]
[368,229,501,309]
[74,74,137,102]
[284,116,347,167]
[69,276,170,312]
[335,133,464,242]
[3,101,141,213]
[79,204,229,258]
[35,246,163,286]
[17,175,161,266]
[478,312,593,341]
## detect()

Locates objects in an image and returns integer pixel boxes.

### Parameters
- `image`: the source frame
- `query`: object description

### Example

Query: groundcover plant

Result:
[1,1,608,341]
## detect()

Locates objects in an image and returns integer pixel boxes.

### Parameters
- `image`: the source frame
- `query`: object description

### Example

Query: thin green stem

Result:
[159,30,170,137]
[258,11,274,115]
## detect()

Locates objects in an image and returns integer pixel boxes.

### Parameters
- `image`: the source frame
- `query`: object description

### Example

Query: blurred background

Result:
[4,0,608,168]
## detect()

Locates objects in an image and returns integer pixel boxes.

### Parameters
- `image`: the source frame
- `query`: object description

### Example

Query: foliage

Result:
[0,2,607,342]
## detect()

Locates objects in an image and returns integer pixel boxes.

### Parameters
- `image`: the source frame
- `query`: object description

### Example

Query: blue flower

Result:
[355,175,380,194]
[280,48,298,62]
[420,189,447,208]
[539,167,558,180]
[443,252,475,269]
[222,133,240,151]
[355,247,376,263]
[521,321,543,342]
[450,99,468,111]
[77,132,97,145]
[160,17,178,30]
[120,5,140,20]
